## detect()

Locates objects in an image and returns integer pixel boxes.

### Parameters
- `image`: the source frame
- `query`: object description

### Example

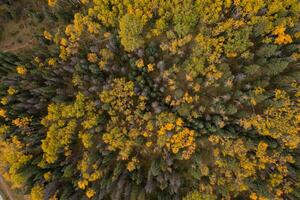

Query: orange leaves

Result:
[47,0,57,7]
[12,117,31,128]
[0,108,7,118]
[87,53,98,63]
[157,115,196,159]
[85,188,96,198]
[78,179,88,189]
[135,58,144,68]
[60,38,67,46]
[176,118,184,127]
[273,25,293,45]
[126,157,139,172]
[274,33,292,45]
[273,25,286,35]
[249,193,268,200]
[16,66,27,75]
[147,63,154,72]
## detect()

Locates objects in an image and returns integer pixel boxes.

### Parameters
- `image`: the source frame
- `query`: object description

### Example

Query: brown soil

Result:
[0,20,36,53]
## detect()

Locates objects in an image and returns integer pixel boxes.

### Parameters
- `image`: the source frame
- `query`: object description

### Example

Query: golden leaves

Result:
[30,184,45,200]
[127,157,139,172]
[157,116,196,159]
[43,30,53,40]
[16,66,27,75]
[147,63,154,72]
[0,108,7,118]
[0,140,32,188]
[86,188,96,199]
[47,58,56,66]
[136,58,144,68]
[78,179,88,189]
[7,87,16,96]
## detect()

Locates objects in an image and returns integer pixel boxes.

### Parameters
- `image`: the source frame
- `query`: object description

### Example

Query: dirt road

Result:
[0,175,14,200]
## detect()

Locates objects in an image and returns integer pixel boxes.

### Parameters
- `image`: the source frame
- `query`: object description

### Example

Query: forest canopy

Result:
[0,0,300,200]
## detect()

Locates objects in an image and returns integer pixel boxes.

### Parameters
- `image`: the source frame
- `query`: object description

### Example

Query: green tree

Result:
[119,14,145,52]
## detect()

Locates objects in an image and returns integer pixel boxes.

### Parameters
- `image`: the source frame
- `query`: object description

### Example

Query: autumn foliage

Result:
[0,0,300,199]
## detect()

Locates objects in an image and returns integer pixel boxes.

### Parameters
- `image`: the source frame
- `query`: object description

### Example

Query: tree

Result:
[119,14,145,52]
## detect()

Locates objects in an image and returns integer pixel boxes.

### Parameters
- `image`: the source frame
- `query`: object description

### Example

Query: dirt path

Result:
[1,39,34,53]
[0,175,14,200]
